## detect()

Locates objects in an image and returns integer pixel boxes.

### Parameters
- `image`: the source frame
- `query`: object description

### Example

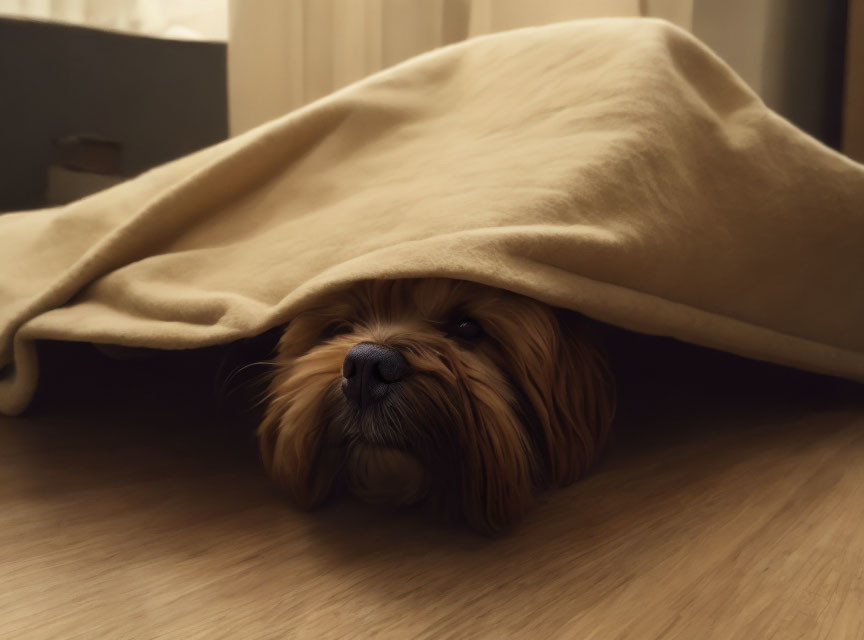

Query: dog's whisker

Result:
[224,360,281,386]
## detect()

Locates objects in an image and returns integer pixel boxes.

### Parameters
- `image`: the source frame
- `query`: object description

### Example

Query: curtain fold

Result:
[228,0,693,135]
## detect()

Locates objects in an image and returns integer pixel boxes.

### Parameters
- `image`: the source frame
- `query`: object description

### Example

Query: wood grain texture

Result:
[2,340,863,639]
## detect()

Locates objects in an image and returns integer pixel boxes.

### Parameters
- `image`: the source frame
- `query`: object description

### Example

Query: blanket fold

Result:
[2,18,863,415]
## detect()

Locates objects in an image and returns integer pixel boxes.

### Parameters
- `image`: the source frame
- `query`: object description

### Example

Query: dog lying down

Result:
[259,278,616,535]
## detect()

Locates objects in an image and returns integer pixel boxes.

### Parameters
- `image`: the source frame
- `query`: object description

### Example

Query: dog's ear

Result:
[546,309,616,485]
[455,384,537,536]
[484,303,615,489]
[259,385,345,510]
[258,319,347,510]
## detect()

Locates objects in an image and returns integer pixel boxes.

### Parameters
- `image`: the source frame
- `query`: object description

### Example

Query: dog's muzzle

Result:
[341,343,408,410]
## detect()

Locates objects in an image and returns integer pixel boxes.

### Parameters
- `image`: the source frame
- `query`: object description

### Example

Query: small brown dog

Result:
[259,278,615,534]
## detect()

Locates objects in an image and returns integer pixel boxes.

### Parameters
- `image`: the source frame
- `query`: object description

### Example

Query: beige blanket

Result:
[2,18,863,415]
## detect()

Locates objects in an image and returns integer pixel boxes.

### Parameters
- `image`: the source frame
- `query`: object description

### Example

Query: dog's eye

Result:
[322,323,353,339]
[449,317,483,341]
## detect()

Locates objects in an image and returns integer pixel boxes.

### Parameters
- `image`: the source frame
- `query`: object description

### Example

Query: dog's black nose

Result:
[342,343,408,409]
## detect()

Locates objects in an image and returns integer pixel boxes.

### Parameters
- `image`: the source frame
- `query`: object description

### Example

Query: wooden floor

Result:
[1,338,863,639]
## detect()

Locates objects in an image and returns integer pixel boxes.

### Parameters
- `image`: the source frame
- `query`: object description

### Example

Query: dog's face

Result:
[259,278,615,534]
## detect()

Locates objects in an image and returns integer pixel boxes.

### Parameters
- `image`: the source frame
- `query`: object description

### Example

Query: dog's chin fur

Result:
[346,445,430,507]
[258,278,615,535]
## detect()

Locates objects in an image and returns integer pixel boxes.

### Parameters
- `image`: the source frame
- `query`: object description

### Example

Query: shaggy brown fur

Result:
[259,279,615,534]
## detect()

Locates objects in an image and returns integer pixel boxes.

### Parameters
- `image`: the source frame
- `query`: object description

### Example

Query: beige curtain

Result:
[228,0,693,136]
